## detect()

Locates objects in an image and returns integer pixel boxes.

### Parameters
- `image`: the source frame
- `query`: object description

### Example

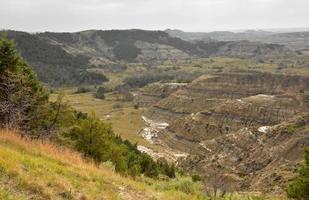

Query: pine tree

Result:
[0,34,48,134]
[286,147,309,200]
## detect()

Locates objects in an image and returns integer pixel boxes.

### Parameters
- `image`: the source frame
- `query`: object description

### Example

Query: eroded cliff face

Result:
[135,72,309,193]
[134,82,187,107]
[180,114,309,193]
[147,72,308,115]
[144,72,308,141]
[168,94,302,142]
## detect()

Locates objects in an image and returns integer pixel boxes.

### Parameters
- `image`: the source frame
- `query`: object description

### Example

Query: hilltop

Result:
[2,29,292,86]
[165,29,309,50]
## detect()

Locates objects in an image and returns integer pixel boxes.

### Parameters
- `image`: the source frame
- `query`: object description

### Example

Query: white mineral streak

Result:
[258,126,270,133]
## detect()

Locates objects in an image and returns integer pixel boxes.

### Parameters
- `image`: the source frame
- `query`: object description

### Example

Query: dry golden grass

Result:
[0,130,209,200]
[0,130,142,199]
[0,129,85,168]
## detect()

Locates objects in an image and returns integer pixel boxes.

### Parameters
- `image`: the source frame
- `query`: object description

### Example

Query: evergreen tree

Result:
[286,147,309,200]
[69,113,114,162]
[0,34,48,133]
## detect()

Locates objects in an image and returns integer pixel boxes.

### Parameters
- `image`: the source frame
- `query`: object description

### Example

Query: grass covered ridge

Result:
[0,130,207,200]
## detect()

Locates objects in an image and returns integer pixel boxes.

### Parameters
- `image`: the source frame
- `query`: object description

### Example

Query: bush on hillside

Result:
[154,177,201,195]
[95,86,106,99]
[134,104,139,109]
[286,147,309,200]
[192,174,203,182]
[157,158,176,178]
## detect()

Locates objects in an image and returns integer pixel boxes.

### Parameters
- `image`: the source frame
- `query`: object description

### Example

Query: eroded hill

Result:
[135,72,309,193]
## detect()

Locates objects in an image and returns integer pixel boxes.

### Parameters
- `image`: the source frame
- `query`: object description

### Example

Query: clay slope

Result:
[139,72,309,193]
[147,72,308,141]
[180,113,309,193]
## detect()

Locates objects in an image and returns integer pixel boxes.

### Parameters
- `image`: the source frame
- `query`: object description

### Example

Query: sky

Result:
[1,0,309,32]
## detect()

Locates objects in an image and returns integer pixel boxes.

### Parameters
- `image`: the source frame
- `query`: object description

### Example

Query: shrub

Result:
[192,174,203,182]
[67,114,115,162]
[95,87,106,99]
[157,158,176,178]
[140,154,159,178]
[286,147,309,200]
[154,177,200,195]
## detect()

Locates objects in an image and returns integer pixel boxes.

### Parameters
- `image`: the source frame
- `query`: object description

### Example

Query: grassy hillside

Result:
[0,130,209,200]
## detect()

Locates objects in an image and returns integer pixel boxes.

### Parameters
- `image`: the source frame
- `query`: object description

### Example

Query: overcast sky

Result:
[1,0,308,32]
